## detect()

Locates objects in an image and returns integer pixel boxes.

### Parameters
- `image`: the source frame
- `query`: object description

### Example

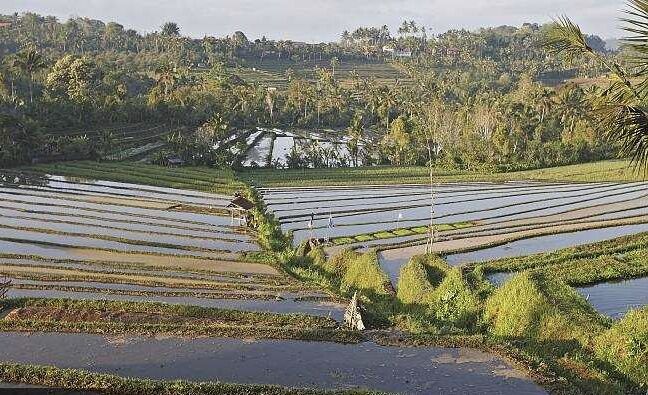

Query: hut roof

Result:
[228,196,255,210]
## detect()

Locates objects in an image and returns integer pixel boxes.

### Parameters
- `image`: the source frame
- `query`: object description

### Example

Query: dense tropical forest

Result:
[0,12,622,170]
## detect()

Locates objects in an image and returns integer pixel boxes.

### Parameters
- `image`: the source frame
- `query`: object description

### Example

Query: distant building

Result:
[382,45,412,58]
[165,157,185,167]
[0,22,12,29]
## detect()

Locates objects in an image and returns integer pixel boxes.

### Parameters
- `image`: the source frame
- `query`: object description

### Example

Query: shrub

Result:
[397,257,434,305]
[341,251,392,296]
[306,246,327,267]
[323,249,359,276]
[484,272,605,343]
[595,307,648,387]
[427,268,481,329]
[396,254,448,305]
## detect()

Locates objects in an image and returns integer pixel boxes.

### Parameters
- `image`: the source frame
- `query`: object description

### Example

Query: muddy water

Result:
[0,258,264,284]
[0,203,248,239]
[269,182,617,215]
[0,206,252,242]
[35,174,230,202]
[9,278,274,296]
[0,332,546,394]
[445,224,648,265]
[6,289,344,319]
[0,192,233,227]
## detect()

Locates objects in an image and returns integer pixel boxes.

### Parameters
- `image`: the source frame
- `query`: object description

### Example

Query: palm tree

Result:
[12,45,47,103]
[545,3,648,170]
[161,22,180,37]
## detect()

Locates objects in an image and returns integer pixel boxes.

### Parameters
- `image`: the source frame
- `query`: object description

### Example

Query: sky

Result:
[0,0,626,42]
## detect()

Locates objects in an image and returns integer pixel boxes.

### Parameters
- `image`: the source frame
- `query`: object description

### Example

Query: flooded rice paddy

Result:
[0,332,546,394]
[379,224,648,287]
[5,288,344,319]
[444,224,648,265]
[243,128,360,169]
[0,173,348,319]
[576,277,648,319]
[261,182,648,244]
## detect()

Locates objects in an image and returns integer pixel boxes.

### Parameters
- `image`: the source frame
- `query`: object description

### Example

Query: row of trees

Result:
[0,12,622,170]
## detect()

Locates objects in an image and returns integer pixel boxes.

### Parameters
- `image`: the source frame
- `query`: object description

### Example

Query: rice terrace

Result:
[1,2,648,395]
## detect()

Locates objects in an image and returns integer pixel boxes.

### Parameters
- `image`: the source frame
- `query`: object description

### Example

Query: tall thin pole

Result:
[425,112,436,255]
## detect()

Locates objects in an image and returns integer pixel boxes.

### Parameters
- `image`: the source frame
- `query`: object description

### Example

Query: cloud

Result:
[0,0,624,41]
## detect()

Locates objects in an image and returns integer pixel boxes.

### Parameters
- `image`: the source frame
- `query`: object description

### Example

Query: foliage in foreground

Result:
[595,307,648,387]
[484,272,607,344]
[396,255,481,330]
[340,250,393,296]
[0,363,378,395]
[484,272,606,344]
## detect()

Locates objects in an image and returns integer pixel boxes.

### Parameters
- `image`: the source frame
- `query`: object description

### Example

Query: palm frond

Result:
[622,1,648,98]
[600,104,648,173]
[543,16,593,60]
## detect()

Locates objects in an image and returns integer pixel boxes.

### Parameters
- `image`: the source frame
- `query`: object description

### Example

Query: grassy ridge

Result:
[242,159,643,187]
[0,363,378,395]
[474,232,648,287]
[595,307,648,386]
[396,255,481,330]
[22,161,246,195]
[0,298,361,343]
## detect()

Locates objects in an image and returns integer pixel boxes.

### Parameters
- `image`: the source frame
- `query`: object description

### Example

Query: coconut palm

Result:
[12,45,47,103]
[544,2,648,171]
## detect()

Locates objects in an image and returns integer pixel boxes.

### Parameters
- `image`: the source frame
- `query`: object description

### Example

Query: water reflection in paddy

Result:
[445,224,648,265]
[0,332,546,394]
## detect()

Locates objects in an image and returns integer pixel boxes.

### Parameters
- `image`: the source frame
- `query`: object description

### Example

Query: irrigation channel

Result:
[261,182,648,319]
[0,172,345,318]
[0,332,546,394]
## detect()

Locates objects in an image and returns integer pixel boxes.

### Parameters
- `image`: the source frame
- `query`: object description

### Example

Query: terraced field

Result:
[228,59,413,90]
[242,128,369,169]
[467,232,648,319]
[0,163,551,394]
[261,181,648,248]
[44,123,187,161]
[0,169,343,318]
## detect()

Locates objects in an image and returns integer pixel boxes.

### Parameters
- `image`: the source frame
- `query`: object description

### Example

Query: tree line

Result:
[0,12,620,170]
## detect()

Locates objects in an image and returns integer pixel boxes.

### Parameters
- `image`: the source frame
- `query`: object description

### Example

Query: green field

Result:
[227,59,413,89]
[20,159,645,195]
[23,161,246,195]
[241,159,645,187]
